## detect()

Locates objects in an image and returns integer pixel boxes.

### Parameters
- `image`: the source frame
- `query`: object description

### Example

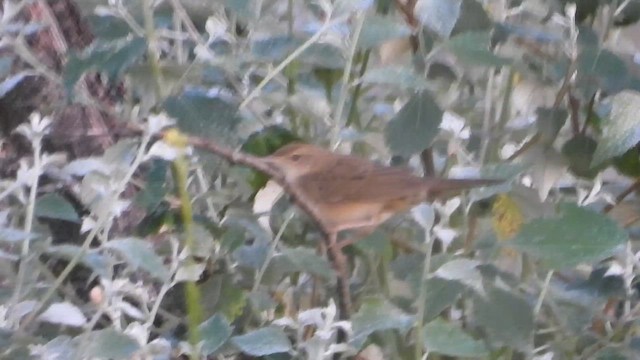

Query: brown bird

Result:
[262,142,502,235]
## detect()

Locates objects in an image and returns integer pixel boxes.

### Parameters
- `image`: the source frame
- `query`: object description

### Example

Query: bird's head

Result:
[262,143,332,180]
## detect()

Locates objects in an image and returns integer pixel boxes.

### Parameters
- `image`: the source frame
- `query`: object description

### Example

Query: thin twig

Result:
[185,134,353,318]
[334,12,366,134]
[604,178,640,213]
[253,213,295,292]
[239,14,350,109]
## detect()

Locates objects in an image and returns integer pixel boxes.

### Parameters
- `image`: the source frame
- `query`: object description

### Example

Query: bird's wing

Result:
[297,156,500,204]
[298,159,427,205]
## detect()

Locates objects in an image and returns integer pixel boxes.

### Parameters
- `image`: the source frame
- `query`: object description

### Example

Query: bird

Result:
[261,142,502,235]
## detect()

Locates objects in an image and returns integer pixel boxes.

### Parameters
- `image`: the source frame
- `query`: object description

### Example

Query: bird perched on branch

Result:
[262,142,502,236]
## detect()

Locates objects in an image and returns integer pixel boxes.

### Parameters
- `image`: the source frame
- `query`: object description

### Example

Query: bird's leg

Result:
[326,231,352,321]
[325,231,352,357]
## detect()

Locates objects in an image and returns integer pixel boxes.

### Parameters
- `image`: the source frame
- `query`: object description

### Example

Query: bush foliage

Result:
[2,0,640,359]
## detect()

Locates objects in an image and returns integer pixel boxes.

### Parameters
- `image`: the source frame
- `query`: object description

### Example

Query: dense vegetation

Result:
[2,0,640,359]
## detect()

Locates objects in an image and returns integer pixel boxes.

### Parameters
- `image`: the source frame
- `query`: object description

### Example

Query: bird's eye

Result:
[290,154,302,161]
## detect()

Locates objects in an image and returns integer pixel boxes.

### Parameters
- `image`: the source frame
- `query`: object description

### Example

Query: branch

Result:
[177,133,354,319]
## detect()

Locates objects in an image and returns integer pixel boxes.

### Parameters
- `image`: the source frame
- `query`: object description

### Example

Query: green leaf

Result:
[241,126,301,191]
[300,43,345,69]
[354,229,392,255]
[252,36,344,69]
[249,289,278,312]
[434,259,484,294]
[423,278,465,321]
[351,298,415,349]
[594,347,628,360]
[384,91,443,156]
[265,247,334,281]
[47,245,110,278]
[473,286,533,349]
[577,48,628,98]
[214,274,247,320]
[37,337,75,360]
[415,0,462,38]
[220,227,247,253]
[135,159,168,210]
[104,238,169,280]
[73,329,139,360]
[446,32,512,67]
[357,15,412,49]
[512,203,627,269]
[199,314,233,355]
[360,66,429,90]
[234,242,270,270]
[64,37,146,94]
[537,108,567,145]
[613,146,640,177]
[163,89,241,141]
[252,36,300,61]
[225,0,259,20]
[592,90,640,166]
[423,318,488,357]
[452,0,493,35]
[562,134,601,178]
[0,56,13,78]
[87,15,131,40]
[231,327,291,356]
[242,126,300,157]
[35,193,80,223]
[135,202,174,237]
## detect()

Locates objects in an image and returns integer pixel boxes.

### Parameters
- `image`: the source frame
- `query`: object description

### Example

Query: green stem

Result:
[142,0,165,99]
[173,156,203,352]
[11,122,43,306]
[252,213,295,292]
[345,49,371,128]
[333,12,366,135]
[414,228,434,360]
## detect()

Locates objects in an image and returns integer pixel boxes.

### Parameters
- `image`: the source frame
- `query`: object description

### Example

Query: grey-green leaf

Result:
[415,0,462,38]
[231,327,291,356]
[282,247,333,277]
[592,90,640,166]
[104,238,169,280]
[358,15,412,49]
[35,193,80,223]
[64,37,146,94]
[351,298,416,349]
[384,91,443,156]
[446,32,512,67]
[473,286,533,350]
[512,203,627,269]
[163,90,241,142]
[199,314,233,355]
[47,245,110,278]
[423,278,465,321]
[74,329,139,360]
[423,318,488,357]
[577,48,628,99]
[360,67,429,90]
